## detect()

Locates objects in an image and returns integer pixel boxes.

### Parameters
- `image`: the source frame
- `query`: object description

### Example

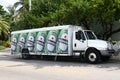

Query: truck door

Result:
[73,30,87,52]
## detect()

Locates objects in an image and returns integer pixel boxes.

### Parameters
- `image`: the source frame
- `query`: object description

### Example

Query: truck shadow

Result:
[1,55,120,71]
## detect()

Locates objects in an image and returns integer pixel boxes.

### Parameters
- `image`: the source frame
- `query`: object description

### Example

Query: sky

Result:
[0,0,19,11]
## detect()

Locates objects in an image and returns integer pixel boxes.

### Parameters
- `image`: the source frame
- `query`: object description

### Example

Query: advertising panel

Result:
[26,32,36,52]
[56,29,68,53]
[18,33,27,52]
[35,31,47,53]
[45,30,59,53]
[11,34,19,53]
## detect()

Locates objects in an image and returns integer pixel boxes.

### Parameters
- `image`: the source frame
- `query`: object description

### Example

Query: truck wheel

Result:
[21,49,30,59]
[85,49,101,64]
[21,54,30,59]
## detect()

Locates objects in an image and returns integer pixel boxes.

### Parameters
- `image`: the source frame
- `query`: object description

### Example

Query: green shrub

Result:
[3,41,11,48]
[112,41,117,45]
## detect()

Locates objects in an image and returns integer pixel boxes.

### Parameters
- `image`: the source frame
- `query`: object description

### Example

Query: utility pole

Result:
[29,0,32,29]
[29,0,32,11]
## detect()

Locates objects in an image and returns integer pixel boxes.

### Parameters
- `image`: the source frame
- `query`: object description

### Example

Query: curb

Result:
[0,48,11,52]
[0,52,10,56]
[0,48,11,56]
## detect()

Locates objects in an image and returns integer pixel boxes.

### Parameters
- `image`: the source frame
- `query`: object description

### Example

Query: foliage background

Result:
[0,0,120,41]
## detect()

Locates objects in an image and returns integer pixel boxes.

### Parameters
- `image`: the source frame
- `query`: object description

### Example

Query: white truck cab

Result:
[73,30,115,63]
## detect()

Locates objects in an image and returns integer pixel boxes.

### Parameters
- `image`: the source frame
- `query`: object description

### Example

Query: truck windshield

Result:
[85,31,97,40]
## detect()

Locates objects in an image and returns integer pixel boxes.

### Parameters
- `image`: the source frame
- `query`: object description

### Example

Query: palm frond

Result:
[14,2,23,8]
[0,18,10,40]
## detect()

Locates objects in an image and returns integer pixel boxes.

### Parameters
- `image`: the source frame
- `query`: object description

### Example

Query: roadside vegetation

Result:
[0,5,10,50]
[0,0,120,50]
[0,46,5,50]
[0,41,5,50]
[10,0,120,40]
[0,41,11,50]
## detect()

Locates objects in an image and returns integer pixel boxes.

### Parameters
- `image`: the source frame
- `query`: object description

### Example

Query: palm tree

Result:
[14,0,26,13]
[0,5,6,16]
[7,6,15,16]
[13,0,27,21]
[0,18,10,40]
[7,6,21,22]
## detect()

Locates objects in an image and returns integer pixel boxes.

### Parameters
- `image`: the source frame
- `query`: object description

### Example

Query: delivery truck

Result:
[11,25,115,63]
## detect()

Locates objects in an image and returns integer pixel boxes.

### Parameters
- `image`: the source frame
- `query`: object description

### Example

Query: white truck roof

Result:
[11,25,84,34]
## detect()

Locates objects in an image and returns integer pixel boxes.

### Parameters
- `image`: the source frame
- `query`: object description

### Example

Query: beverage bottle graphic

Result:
[57,29,68,53]
[35,31,47,52]
[47,35,56,51]
[45,30,59,53]
[18,33,27,52]
[11,34,19,52]
[26,32,36,52]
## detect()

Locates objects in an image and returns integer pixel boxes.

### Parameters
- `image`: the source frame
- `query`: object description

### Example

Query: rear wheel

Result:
[21,48,30,59]
[85,49,101,64]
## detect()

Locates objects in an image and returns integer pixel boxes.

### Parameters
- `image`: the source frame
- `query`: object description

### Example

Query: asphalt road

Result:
[0,49,120,80]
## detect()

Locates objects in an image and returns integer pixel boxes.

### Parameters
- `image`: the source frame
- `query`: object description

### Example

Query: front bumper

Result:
[100,49,115,56]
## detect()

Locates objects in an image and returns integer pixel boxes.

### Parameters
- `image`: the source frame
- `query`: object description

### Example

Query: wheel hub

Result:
[88,53,97,62]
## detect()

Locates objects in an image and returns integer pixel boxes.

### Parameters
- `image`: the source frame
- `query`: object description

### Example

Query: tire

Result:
[85,49,101,64]
[101,56,111,62]
[21,48,30,59]
[21,54,30,59]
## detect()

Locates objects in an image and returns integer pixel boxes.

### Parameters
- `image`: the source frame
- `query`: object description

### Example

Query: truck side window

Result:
[75,31,85,40]
[81,32,85,40]
[76,32,81,40]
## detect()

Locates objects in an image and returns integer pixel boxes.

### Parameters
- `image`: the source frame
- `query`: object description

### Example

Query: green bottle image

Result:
[57,29,68,53]
[11,34,19,52]
[26,32,36,52]
[18,33,27,52]
[45,30,59,53]
[35,31,47,53]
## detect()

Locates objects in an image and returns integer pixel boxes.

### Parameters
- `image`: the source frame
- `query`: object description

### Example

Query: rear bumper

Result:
[100,49,115,56]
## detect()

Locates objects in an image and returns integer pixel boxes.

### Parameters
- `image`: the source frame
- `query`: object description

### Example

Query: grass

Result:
[0,46,6,50]
[0,40,11,50]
